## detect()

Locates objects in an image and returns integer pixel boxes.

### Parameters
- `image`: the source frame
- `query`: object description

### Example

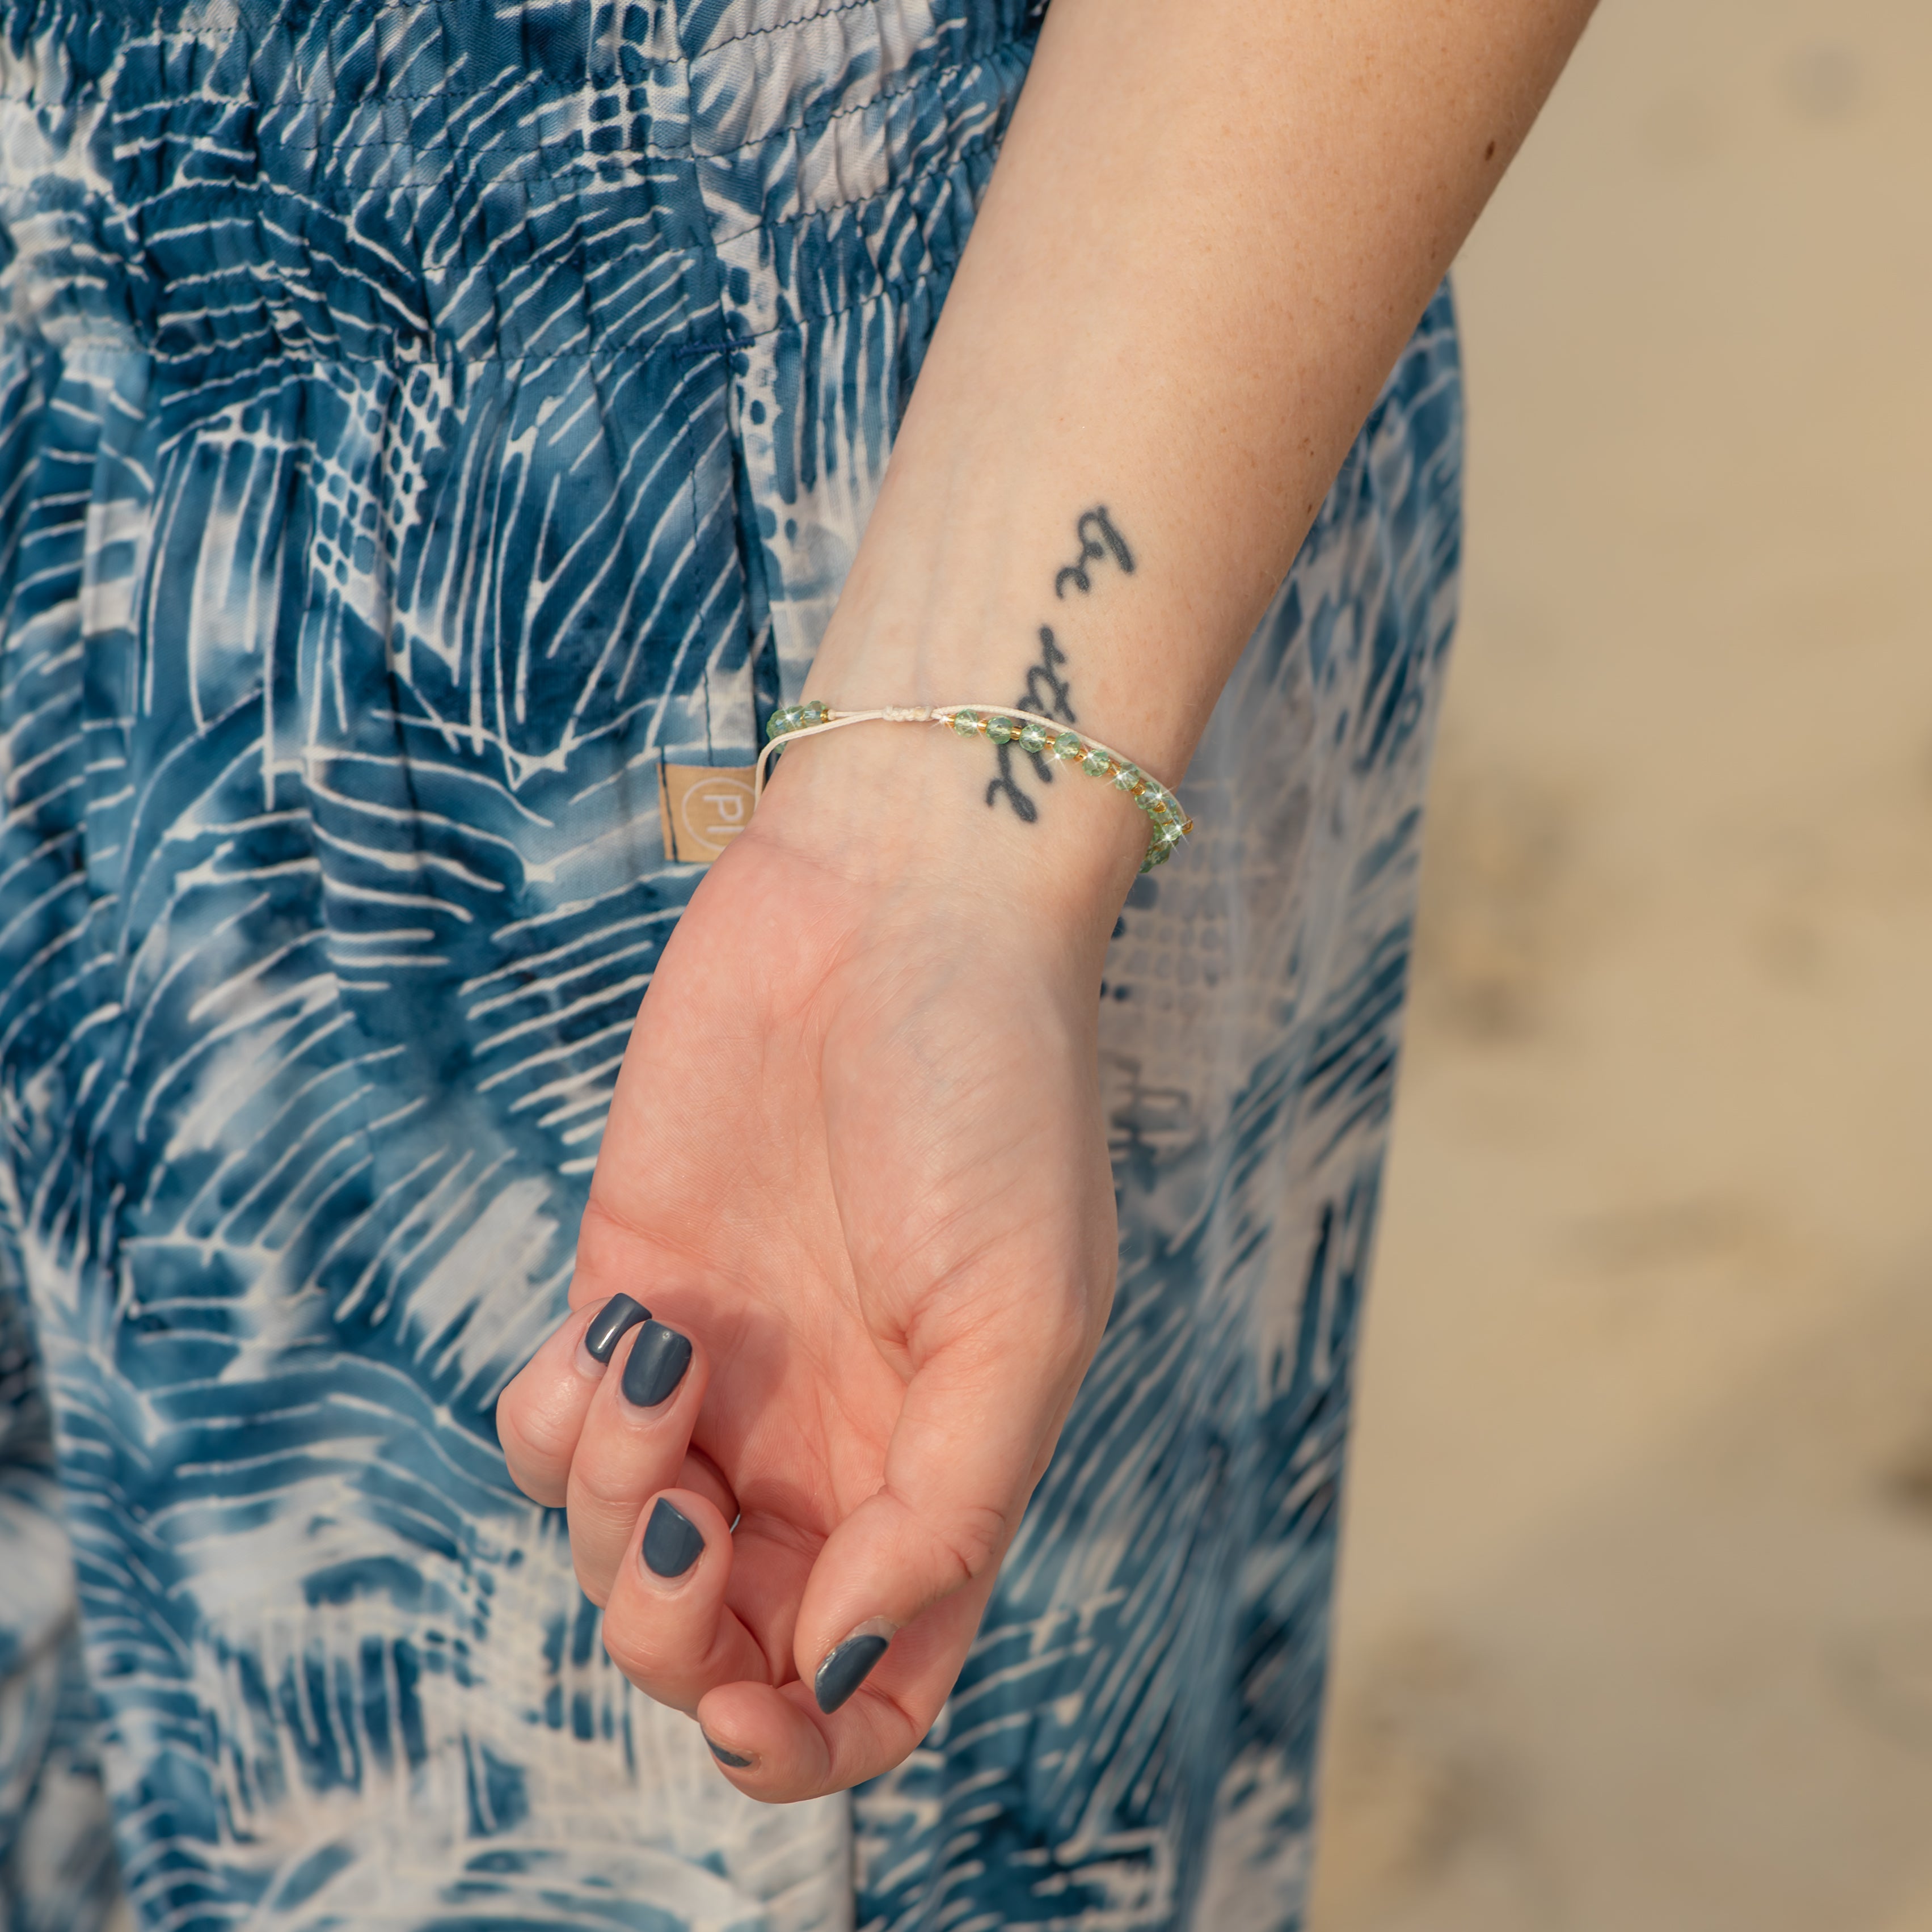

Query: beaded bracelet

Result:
[756,701,1194,872]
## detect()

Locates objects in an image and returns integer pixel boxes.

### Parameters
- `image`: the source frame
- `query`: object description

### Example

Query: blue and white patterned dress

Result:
[0,1,1462,1925]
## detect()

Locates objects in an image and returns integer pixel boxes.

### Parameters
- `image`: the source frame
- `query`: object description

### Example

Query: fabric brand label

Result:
[658,761,756,864]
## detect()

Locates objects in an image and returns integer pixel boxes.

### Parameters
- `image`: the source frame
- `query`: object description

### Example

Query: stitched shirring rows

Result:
[71,33,1032,162]
[0,2,1036,370]
[28,266,946,366]
[116,111,999,223]
[82,0,930,56]
[135,0,895,55]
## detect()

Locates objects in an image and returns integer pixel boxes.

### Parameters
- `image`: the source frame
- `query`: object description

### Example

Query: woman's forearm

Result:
[510,0,1602,1799]
[791,0,1595,856]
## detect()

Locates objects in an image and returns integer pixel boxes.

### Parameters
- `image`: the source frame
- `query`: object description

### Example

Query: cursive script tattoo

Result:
[1020,625,1075,719]
[985,627,1075,820]
[1053,506,1136,600]
[986,504,1136,822]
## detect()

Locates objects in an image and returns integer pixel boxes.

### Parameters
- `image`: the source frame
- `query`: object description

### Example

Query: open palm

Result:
[497,775,1130,1798]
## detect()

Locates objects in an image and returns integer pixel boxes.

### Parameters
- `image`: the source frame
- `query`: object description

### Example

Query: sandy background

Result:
[1305,0,1932,1926]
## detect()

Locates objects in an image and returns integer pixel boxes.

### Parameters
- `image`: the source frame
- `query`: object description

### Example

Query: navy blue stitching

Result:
[104,30,1032,162]
[760,122,993,226]
[698,0,882,57]
[165,4,439,19]
[146,0,892,77]
[157,0,881,41]
[115,74,657,105]
[44,259,941,368]
[233,117,995,206]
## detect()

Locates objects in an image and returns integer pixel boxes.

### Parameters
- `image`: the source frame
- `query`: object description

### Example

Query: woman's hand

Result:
[510,0,1596,1809]
[496,739,1144,1799]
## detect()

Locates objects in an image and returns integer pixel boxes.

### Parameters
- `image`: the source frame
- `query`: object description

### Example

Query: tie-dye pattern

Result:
[0,1,1461,1926]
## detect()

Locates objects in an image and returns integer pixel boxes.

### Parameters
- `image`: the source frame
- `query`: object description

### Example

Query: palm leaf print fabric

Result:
[0,0,1463,1925]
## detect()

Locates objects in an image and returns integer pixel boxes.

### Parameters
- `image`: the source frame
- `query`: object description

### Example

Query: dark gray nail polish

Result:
[584,1294,649,1364]
[642,1497,705,1579]
[621,1321,691,1408]
[813,1634,889,1714]
[705,1736,752,1769]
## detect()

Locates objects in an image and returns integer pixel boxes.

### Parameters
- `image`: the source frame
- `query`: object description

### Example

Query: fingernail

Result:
[584,1294,649,1364]
[813,1633,889,1714]
[705,1735,753,1769]
[642,1497,705,1579]
[621,1322,691,1408]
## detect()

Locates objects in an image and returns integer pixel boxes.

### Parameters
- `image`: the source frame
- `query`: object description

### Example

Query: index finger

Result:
[497,1294,649,1506]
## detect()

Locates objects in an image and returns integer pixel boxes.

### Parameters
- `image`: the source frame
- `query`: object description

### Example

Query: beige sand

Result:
[1306,0,1932,1925]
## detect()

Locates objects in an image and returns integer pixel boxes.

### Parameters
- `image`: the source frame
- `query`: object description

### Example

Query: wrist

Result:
[774,489,1206,916]
[805,609,1200,798]
[745,715,1149,944]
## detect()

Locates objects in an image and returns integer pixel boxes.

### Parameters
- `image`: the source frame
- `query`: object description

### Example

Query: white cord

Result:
[751,703,1168,807]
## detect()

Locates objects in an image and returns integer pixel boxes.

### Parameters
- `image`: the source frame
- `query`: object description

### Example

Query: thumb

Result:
[792,1319,1087,1718]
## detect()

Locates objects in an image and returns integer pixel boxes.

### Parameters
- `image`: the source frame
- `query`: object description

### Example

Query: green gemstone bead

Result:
[1052,732,1084,761]
[950,708,982,736]
[765,706,795,739]
[799,700,826,725]
[1019,723,1049,754]
[1112,763,1142,793]
[986,715,1016,745]
[1141,784,1171,816]
[1081,746,1112,778]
